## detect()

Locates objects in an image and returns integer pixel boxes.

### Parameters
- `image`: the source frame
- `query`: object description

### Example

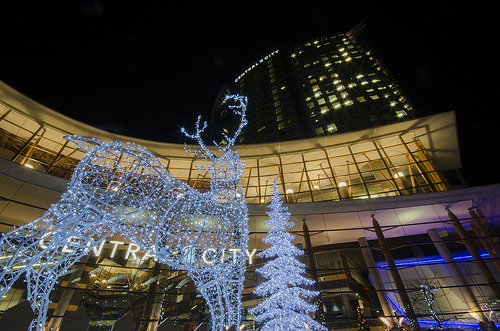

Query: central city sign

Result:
[40,237,259,265]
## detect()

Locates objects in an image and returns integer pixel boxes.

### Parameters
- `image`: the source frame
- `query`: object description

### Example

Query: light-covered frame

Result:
[0,95,249,331]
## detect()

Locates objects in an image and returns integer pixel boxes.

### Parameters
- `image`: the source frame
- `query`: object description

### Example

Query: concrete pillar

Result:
[147,298,163,331]
[446,208,500,298]
[372,216,420,331]
[46,256,88,330]
[469,207,500,273]
[302,220,321,289]
[302,219,325,320]
[469,222,500,273]
[146,268,169,331]
[144,262,161,331]
[341,293,354,319]
[427,228,491,326]
[358,237,398,328]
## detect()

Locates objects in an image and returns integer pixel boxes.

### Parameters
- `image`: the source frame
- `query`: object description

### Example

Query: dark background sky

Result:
[0,2,496,186]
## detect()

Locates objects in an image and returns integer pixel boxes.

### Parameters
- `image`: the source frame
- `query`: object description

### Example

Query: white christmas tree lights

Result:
[249,181,326,331]
[0,95,249,331]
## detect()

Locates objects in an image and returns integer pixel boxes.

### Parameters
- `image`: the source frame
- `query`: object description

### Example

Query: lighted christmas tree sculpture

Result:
[249,181,326,331]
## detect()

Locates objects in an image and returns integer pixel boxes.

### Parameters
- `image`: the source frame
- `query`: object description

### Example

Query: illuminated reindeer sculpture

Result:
[0,95,249,331]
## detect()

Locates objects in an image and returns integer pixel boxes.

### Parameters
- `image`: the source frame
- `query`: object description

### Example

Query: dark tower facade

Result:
[211,25,417,144]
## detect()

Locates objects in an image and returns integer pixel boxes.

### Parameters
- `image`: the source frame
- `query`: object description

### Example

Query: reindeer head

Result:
[182,95,248,190]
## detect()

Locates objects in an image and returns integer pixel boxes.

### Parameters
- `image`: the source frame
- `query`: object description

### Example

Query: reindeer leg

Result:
[191,266,244,331]
[219,264,245,330]
[194,274,226,331]
[23,217,110,330]
[220,278,243,330]
[0,197,108,330]
[0,224,42,297]
[0,196,77,298]
[25,249,85,331]
[25,267,59,331]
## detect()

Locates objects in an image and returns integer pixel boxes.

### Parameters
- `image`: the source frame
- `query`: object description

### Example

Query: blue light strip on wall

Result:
[386,293,498,329]
[418,319,485,328]
[375,250,497,329]
[385,292,405,316]
[377,251,490,269]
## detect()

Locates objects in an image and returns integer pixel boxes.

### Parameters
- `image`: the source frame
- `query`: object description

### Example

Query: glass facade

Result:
[0,95,463,209]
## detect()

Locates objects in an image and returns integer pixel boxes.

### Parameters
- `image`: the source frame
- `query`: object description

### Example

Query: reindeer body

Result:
[0,95,249,330]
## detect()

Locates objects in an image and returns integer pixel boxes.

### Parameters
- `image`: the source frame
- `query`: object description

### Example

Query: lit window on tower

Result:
[327,123,338,132]
[396,110,407,117]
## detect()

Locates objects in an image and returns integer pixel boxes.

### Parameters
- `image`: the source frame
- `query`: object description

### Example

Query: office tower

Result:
[212,25,416,144]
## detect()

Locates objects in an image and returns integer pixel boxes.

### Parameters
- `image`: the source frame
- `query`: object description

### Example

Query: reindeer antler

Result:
[182,94,248,158]
[215,94,248,151]
[181,115,216,160]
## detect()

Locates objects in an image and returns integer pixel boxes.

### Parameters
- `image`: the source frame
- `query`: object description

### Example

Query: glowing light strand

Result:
[0,94,249,331]
[249,181,326,331]
[419,282,442,330]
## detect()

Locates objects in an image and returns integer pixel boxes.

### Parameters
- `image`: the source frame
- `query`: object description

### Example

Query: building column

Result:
[46,256,89,330]
[372,216,420,331]
[427,228,492,327]
[144,262,161,331]
[147,294,163,331]
[146,268,170,331]
[358,237,398,328]
[302,220,325,320]
[341,294,354,319]
[468,207,500,273]
[302,220,320,288]
[446,208,500,298]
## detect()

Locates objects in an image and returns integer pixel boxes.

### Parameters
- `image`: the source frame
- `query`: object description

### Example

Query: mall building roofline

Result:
[1,80,463,204]
[1,80,459,168]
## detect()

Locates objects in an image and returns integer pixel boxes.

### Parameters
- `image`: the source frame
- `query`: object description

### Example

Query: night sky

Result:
[0,2,496,186]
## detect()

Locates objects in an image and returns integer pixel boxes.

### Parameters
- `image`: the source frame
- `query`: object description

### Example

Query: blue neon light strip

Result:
[373,250,498,328]
[386,293,499,328]
[377,251,490,269]
[417,319,485,327]
[386,293,405,316]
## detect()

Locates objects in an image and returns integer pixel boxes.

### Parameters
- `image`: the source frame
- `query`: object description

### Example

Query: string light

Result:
[0,95,249,331]
[419,282,442,330]
[356,306,370,330]
[249,181,326,331]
